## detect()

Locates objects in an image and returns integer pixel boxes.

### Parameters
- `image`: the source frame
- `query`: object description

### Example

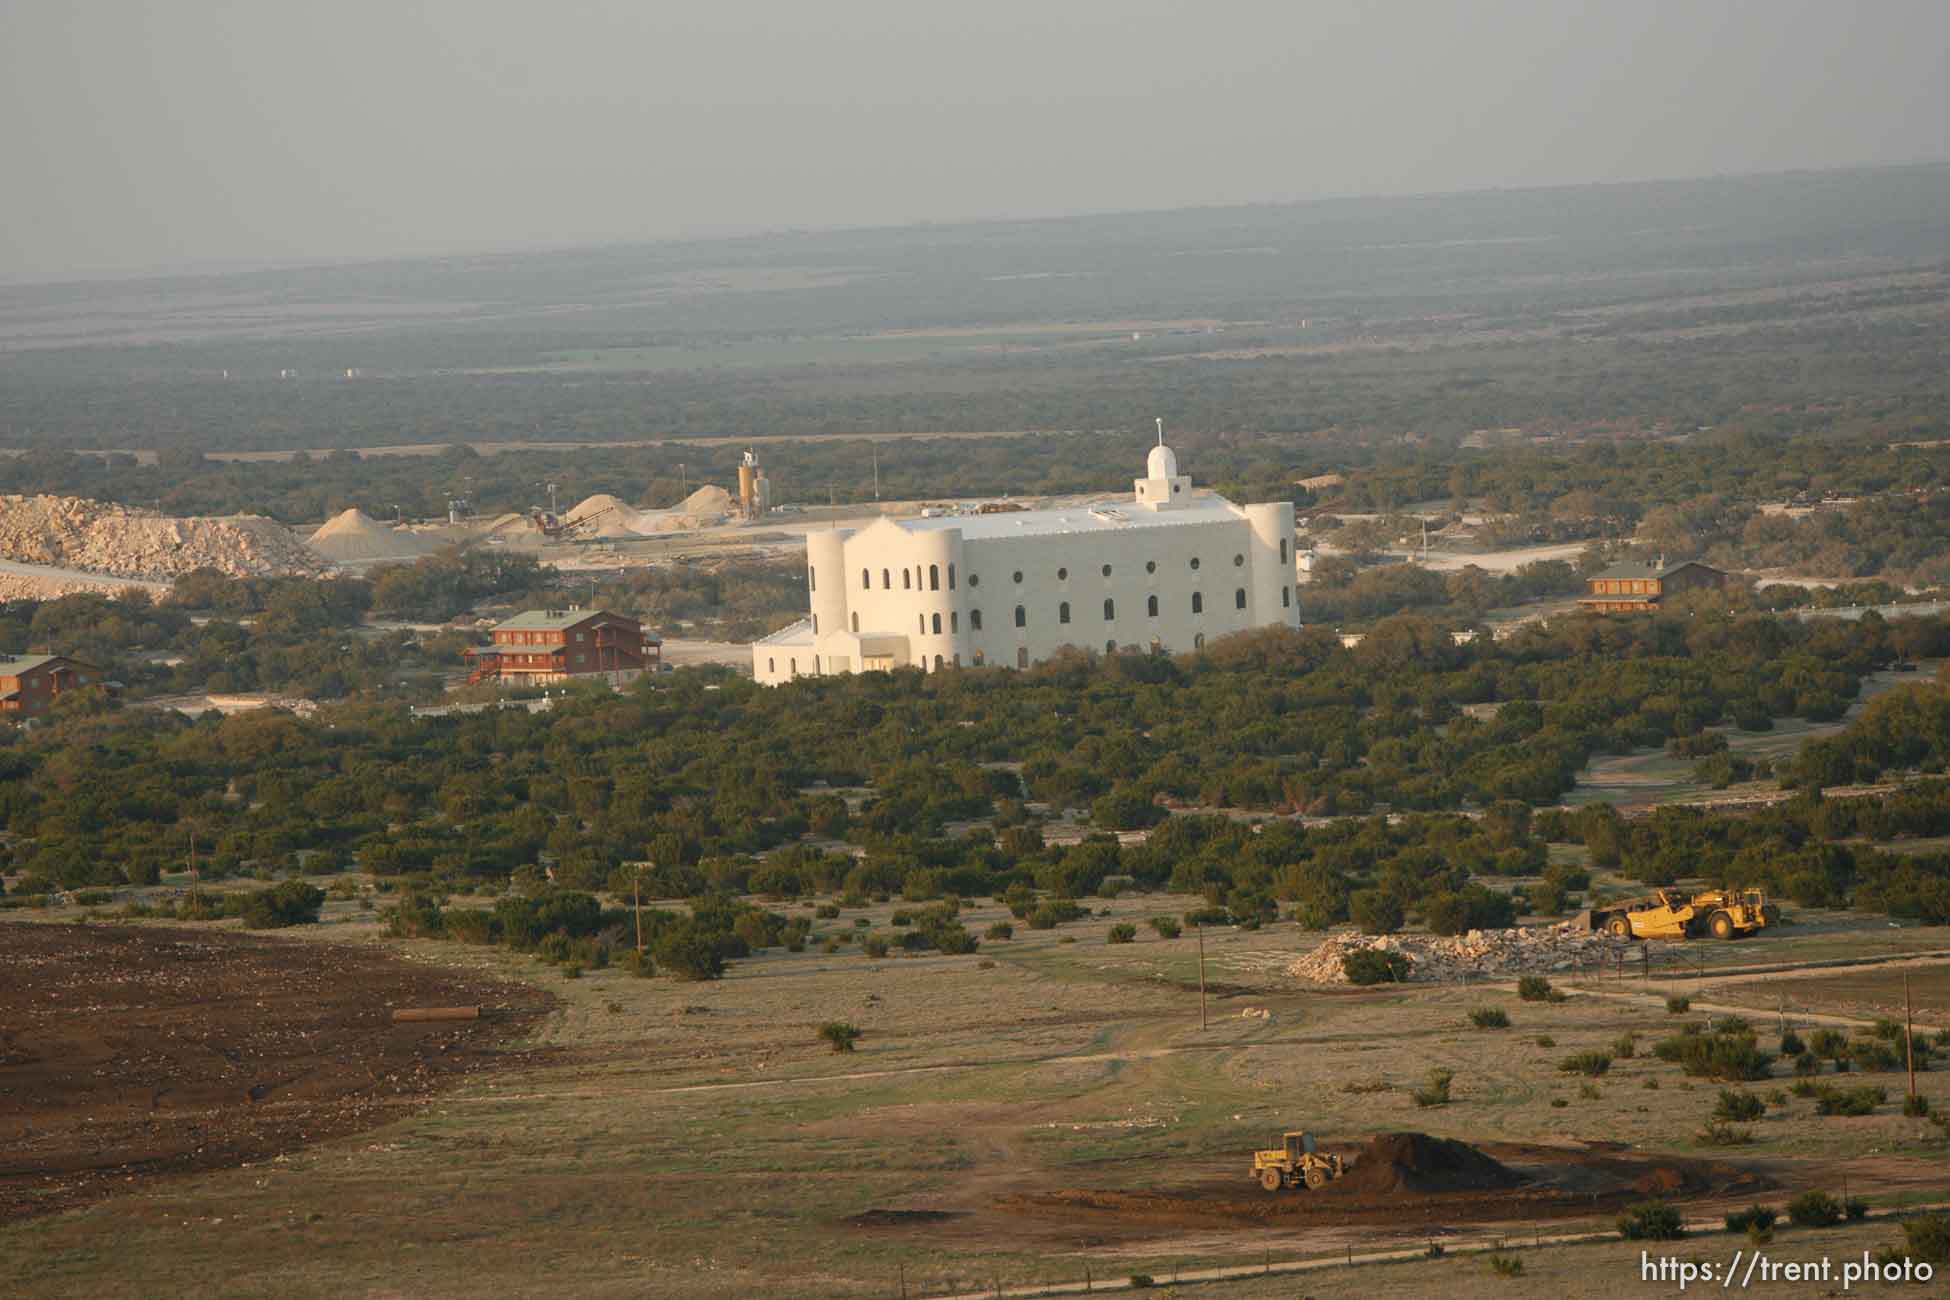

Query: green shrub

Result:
[889,910,913,927]
[1342,949,1412,985]
[237,880,325,929]
[1517,975,1554,1002]
[442,908,499,944]
[1845,1197,1869,1222]
[1904,1093,1932,1118]
[1486,1253,1524,1277]
[1469,1007,1511,1030]
[1107,923,1137,944]
[1696,1122,1753,1147]
[1809,1028,1848,1063]
[1147,916,1182,939]
[1411,1068,1453,1108]
[1127,1276,1154,1290]
[562,963,582,980]
[620,948,655,978]
[1655,1032,1775,1081]
[1613,1032,1639,1059]
[985,921,1014,940]
[815,903,840,919]
[655,929,727,981]
[1665,995,1691,1015]
[1779,1029,1805,1057]
[1724,1206,1779,1233]
[1871,1017,1904,1042]
[1849,1038,1902,1072]
[1618,1199,1685,1240]
[862,934,890,958]
[1559,1051,1612,1077]
[1788,1190,1843,1228]
[1793,1051,1820,1077]
[1813,1084,1885,1116]
[1714,1090,1766,1122]
[1712,1015,1753,1036]
[1028,899,1085,930]
[818,1021,862,1053]
[1900,1213,1950,1265]
[1536,1034,1555,1048]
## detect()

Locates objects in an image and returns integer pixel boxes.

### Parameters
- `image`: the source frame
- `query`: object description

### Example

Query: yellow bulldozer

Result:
[1583,888,1778,941]
[1250,1130,1345,1192]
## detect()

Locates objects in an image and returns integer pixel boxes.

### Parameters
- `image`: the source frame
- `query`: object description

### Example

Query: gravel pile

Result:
[308,508,444,563]
[1286,921,1625,984]
[0,495,328,581]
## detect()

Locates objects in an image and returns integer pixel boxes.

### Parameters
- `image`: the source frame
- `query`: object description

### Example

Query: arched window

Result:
[1146,560,1156,574]
[1281,587,1290,608]
[1189,557,1200,570]
[1103,598,1115,621]
[883,568,891,589]
[1105,639,1116,654]
[1057,567,1068,581]
[811,614,818,633]
[768,657,775,673]
[1017,647,1028,668]
[1101,564,1112,577]
[952,654,961,667]
[947,564,956,590]
[1059,601,1071,624]
[1014,605,1026,627]
[934,654,944,670]
[789,657,797,673]
[918,613,926,634]
[968,573,980,587]
[814,656,820,673]
[1012,570,1023,583]
[971,609,983,630]
[1192,592,1203,614]
[950,612,958,632]
[973,650,985,666]
[1279,539,1288,564]
[903,570,911,590]
[809,567,816,590]
[1234,553,1245,567]
[932,612,942,634]
[852,612,861,632]
[1235,587,1247,610]
[929,564,940,591]
[1147,594,1159,617]
[1193,633,1204,649]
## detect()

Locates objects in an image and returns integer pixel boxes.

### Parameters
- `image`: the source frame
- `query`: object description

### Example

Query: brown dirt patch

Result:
[991,1134,1770,1233]
[0,922,552,1223]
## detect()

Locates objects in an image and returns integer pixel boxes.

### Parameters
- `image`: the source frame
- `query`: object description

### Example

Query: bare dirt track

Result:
[0,923,552,1224]
[988,1134,1771,1237]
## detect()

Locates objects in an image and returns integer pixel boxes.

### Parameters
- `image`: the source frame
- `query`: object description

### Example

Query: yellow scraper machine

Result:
[1250,1131,1345,1192]
[1581,888,1779,941]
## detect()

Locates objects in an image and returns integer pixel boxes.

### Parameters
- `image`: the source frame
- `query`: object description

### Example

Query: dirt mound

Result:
[1339,1132,1526,1195]
[675,484,733,516]
[564,494,649,536]
[0,494,328,580]
[308,508,443,562]
[0,922,551,1224]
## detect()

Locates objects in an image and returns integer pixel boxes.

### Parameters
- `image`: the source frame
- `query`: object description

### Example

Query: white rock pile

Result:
[0,494,328,581]
[1286,922,1626,984]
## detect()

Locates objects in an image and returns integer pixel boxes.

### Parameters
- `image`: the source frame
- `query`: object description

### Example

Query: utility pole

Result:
[1196,923,1208,1030]
[634,867,646,956]
[1905,971,1917,1103]
[872,446,880,501]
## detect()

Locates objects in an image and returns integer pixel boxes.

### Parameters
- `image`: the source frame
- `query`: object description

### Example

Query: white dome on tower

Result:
[1147,443,1179,480]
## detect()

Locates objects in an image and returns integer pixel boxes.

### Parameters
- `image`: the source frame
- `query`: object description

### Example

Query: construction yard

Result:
[3,891,1947,1299]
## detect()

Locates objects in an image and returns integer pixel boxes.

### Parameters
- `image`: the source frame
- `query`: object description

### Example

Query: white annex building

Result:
[753,435,1298,684]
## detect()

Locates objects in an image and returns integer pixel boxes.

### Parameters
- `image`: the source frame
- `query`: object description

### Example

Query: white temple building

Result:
[752,435,1298,684]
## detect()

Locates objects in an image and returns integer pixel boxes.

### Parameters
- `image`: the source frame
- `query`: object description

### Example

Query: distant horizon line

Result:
[4,155,1946,290]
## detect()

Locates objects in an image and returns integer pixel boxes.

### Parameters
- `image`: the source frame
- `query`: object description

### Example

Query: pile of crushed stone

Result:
[308,509,444,563]
[0,494,327,580]
[1287,922,1624,984]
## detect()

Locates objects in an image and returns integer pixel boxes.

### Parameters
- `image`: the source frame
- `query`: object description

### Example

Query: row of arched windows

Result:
[863,563,956,591]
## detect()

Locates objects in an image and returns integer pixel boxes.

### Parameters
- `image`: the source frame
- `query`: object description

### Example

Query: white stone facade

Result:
[752,442,1297,684]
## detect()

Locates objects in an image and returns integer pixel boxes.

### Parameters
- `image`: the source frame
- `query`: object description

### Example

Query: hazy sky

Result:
[3,0,1945,276]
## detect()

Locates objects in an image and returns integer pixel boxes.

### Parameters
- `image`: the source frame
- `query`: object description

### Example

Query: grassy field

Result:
[6,889,1949,1299]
